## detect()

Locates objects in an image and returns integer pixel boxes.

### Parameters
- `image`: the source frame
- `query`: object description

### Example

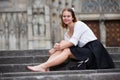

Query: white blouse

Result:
[64,21,97,47]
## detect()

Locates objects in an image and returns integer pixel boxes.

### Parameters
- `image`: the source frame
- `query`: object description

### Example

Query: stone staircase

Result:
[0,47,120,80]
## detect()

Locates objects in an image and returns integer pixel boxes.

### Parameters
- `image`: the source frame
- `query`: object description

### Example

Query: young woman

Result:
[27,8,114,72]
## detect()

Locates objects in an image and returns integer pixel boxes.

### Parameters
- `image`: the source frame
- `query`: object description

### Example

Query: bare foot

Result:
[27,65,46,72]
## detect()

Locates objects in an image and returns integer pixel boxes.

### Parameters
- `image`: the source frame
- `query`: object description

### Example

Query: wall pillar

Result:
[99,20,106,47]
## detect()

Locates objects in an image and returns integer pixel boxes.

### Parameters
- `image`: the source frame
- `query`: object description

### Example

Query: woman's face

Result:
[62,10,73,25]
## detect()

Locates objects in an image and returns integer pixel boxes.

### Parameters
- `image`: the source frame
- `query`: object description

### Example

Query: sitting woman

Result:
[27,8,114,72]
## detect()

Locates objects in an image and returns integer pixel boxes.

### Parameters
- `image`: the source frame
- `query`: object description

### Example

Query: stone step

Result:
[0,53,119,65]
[1,69,120,80]
[107,47,120,53]
[0,47,119,57]
[0,55,49,65]
[0,50,49,57]
[0,48,120,80]
[0,59,119,73]
[114,61,120,68]
[110,53,120,61]
[0,49,120,73]
[0,59,75,73]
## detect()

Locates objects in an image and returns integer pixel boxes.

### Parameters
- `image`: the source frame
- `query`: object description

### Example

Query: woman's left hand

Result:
[54,43,61,50]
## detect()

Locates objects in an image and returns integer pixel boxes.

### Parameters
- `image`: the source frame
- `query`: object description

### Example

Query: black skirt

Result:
[69,40,115,69]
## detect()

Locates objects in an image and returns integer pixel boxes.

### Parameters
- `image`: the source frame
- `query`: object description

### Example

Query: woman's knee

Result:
[63,48,72,55]
[63,48,76,59]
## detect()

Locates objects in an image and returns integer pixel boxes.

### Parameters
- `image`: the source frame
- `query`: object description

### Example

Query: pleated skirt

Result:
[69,40,115,69]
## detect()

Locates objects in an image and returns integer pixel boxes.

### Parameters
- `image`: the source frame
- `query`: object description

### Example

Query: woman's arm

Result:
[49,40,72,54]
[54,40,74,50]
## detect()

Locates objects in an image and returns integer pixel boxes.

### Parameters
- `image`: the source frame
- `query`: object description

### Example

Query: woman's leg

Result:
[27,48,75,72]
[27,50,62,72]
[46,50,63,72]
[48,50,63,61]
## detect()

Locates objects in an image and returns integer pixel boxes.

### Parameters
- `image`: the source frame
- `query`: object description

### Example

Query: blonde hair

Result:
[61,8,77,29]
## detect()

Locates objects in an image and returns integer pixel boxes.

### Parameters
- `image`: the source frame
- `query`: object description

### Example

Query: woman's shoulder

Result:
[75,21,86,26]
[75,21,88,28]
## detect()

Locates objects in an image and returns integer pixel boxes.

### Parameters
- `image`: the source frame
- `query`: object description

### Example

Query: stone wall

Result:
[0,0,120,50]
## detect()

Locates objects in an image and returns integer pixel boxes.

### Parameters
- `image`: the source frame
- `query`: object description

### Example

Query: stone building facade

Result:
[0,0,120,50]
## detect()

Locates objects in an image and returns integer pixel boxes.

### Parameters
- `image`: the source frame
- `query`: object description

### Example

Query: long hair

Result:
[61,8,77,29]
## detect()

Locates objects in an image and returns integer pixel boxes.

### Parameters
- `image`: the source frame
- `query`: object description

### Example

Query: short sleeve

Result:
[69,21,88,46]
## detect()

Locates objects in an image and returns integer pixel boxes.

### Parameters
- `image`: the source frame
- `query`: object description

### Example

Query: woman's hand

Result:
[54,40,74,50]
[54,43,61,50]
[49,48,56,55]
